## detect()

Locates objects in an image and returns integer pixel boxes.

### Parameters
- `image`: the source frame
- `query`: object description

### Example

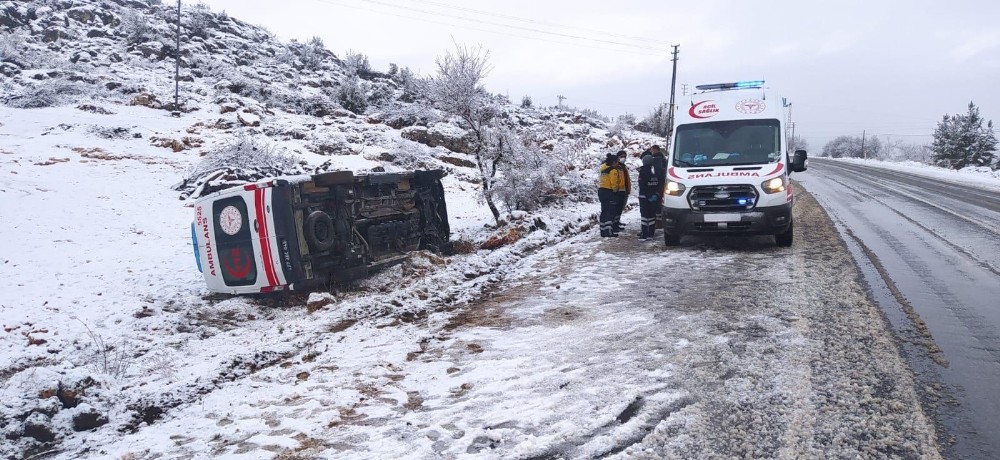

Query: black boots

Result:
[600,221,619,237]
[638,225,655,240]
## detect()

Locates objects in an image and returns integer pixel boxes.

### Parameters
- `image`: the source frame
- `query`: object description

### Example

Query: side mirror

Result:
[791,149,808,172]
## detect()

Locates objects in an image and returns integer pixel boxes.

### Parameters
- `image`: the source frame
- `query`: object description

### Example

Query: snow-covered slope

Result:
[0,0,670,457]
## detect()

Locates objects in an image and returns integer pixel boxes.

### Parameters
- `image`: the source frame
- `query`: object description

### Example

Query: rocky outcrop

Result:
[401,123,474,154]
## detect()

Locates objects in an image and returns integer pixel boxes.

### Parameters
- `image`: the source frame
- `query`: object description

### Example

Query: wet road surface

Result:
[800,159,1000,459]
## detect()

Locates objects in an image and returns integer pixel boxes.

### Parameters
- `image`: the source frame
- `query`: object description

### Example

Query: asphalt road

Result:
[799,159,1000,459]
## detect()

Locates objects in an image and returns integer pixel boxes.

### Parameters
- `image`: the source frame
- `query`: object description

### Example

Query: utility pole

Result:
[666,44,679,147]
[790,121,796,150]
[680,83,689,96]
[556,95,566,109]
[785,100,793,153]
[172,0,181,117]
[860,130,866,159]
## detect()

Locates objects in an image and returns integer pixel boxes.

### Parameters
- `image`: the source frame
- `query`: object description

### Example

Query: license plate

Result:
[704,213,740,223]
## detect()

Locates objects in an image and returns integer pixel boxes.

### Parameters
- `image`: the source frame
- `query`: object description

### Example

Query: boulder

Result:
[0,62,21,78]
[129,93,160,109]
[438,155,476,169]
[72,406,109,432]
[331,108,355,118]
[22,413,55,443]
[401,124,473,154]
[237,112,261,127]
[42,28,71,43]
[0,6,28,29]
[135,42,172,60]
[67,8,96,24]
[69,51,93,64]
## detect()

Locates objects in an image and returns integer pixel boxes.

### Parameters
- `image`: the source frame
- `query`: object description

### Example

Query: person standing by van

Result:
[639,145,667,238]
[613,150,631,232]
[598,153,624,237]
[637,153,663,239]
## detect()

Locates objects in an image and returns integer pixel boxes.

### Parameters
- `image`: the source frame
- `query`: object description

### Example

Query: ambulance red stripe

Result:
[254,189,279,286]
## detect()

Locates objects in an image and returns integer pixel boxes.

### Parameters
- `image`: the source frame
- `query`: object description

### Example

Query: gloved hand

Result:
[648,194,659,202]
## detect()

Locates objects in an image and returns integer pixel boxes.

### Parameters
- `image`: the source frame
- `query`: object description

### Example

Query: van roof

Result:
[679,84,786,124]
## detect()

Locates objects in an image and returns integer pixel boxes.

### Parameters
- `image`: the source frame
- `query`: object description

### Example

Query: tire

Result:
[663,232,681,247]
[304,210,337,251]
[775,221,794,247]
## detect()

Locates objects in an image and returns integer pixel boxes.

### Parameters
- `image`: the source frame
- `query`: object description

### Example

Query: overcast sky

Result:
[197,0,1000,150]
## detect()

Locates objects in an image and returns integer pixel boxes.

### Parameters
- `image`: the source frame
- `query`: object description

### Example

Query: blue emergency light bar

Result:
[695,80,765,91]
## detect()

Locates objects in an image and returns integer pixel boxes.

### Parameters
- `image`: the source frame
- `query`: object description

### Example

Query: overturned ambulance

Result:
[191,170,450,294]
[662,80,807,247]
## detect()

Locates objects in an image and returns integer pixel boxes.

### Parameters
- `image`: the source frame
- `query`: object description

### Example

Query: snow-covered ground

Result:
[0,102,607,459]
[829,157,1000,192]
[2,104,976,458]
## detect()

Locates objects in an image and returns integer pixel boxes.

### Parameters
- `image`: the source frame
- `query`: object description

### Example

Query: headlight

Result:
[665,180,686,196]
[761,177,786,194]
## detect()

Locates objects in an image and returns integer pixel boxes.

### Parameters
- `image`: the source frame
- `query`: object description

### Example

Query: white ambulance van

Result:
[661,80,807,247]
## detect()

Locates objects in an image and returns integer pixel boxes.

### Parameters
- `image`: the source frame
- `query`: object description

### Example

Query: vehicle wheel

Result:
[304,210,337,251]
[663,232,681,247]
[775,221,794,247]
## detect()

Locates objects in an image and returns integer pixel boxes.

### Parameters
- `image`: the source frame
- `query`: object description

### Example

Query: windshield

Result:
[673,119,781,167]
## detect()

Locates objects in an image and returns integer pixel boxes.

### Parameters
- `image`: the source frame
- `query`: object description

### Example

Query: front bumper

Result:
[661,202,792,236]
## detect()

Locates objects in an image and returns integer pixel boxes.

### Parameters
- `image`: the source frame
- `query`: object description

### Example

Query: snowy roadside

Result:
[0,104,606,459]
[18,185,941,459]
[2,103,940,459]
[830,157,1000,192]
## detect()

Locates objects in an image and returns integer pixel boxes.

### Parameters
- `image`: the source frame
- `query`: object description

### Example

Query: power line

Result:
[357,0,672,52]
[413,0,671,46]
[309,0,672,54]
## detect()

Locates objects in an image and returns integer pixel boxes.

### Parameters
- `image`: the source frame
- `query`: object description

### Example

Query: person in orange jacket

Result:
[598,153,625,237]
[613,150,631,232]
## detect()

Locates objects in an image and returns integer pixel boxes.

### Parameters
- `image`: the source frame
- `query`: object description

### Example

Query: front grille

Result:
[694,222,753,232]
[687,184,758,212]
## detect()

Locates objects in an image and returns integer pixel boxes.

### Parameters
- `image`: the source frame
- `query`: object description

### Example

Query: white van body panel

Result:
[192,182,287,295]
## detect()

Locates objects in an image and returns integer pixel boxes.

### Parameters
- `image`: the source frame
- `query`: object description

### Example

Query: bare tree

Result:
[789,134,809,153]
[426,43,502,222]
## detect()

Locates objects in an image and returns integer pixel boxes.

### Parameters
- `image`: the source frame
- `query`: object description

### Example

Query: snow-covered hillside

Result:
[0,0,671,457]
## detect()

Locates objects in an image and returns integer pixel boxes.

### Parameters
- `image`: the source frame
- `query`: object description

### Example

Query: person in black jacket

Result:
[637,150,666,239]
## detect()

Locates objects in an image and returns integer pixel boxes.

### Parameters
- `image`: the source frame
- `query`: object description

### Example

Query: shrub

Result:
[300,93,340,117]
[188,2,213,39]
[520,95,532,108]
[344,50,371,76]
[299,36,326,71]
[337,75,369,114]
[2,79,91,108]
[487,126,573,212]
[393,66,423,102]
[0,32,24,63]
[79,320,132,381]
[176,133,303,199]
[121,10,154,44]
[368,82,394,108]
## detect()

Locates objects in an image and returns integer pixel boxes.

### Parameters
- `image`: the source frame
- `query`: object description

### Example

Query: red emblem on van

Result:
[689,101,719,119]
